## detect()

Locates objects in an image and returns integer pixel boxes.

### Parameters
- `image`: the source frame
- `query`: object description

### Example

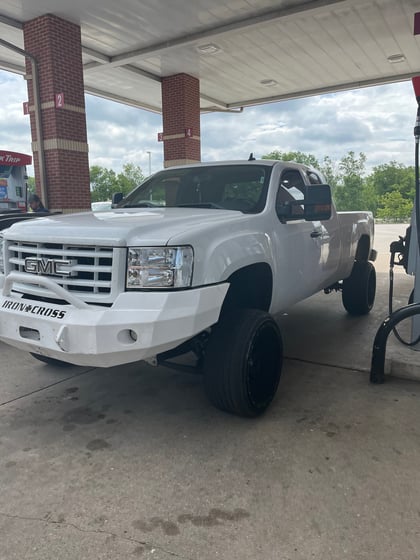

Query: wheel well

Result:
[221,263,273,315]
[355,234,371,261]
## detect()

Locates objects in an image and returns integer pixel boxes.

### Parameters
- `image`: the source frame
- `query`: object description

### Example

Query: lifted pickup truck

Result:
[0,160,376,416]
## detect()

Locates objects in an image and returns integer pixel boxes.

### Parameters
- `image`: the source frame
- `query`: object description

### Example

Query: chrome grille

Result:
[7,241,116,302]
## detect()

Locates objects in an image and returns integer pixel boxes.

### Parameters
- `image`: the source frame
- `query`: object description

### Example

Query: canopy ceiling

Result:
[0,0,419,113]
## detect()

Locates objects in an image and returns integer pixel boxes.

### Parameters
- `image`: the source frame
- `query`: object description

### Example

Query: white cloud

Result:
[0,69,418,177]
[201,81,417,171]
[0,72,33,171]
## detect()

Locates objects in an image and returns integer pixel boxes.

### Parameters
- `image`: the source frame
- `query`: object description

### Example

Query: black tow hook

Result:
[370,303,420,384]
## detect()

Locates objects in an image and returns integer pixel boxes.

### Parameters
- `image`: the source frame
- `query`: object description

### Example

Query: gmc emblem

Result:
[24,257,74,277]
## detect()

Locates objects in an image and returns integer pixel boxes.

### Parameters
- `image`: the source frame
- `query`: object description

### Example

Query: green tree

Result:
[90,166,119,202]
[90,163,145,202]
[376,191,413,222]
[367,161,415,199]
[116,163,145,196]
[333,151,368,211]
[319,155,339,191]
[26,176,36,194]
[360,179,378,215]
[262,150,319,168]
[260,149,415,220]
[364,161,415,219]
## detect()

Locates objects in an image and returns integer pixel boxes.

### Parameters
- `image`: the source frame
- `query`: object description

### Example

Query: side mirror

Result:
[302,184,332,221]
[112,192,123,207]
[277,184,332,222]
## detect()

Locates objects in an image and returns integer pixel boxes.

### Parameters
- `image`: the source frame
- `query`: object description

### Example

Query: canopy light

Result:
[260,79,278,87]
[196,43,221,54]
[387,53,406,63]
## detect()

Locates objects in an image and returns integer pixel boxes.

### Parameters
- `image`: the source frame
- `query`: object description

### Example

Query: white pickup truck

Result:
[0,160,376,416]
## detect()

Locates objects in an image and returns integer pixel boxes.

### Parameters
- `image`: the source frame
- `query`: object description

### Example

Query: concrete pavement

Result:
[1,224,420,559]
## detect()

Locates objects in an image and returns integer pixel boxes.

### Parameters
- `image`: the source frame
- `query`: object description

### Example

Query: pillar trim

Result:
[32,139,89,153]
[164,158,201,168]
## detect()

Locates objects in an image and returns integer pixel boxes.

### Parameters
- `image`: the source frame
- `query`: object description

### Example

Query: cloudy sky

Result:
[0,68,418,177]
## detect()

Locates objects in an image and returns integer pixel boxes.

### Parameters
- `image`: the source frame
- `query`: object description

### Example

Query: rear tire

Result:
[203,309,283,417]
[30,353,73,367]
[342,261,376,315]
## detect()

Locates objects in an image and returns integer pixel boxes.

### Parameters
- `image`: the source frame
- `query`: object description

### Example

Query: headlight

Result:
[126,246,193,289]
[0,235,4,275]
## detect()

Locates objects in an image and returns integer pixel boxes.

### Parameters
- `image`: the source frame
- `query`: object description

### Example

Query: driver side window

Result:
[276,169,305,219]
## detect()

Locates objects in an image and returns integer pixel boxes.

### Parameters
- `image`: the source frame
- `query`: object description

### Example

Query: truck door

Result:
[273,168,327,305]
[305,169,341,283]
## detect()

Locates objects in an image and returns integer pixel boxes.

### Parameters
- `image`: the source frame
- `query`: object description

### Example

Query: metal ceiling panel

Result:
[0,0,419,113]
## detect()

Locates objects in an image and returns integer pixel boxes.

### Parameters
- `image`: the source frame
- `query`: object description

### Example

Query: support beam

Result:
[85,0,347,69]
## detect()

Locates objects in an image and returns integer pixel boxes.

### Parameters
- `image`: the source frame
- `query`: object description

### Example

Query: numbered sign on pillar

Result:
[55,92,65,109]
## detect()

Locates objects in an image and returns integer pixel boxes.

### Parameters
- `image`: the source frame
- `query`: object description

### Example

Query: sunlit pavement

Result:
[1,224,420,560]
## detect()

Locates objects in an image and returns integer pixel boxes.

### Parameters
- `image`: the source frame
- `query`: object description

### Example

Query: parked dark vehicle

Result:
[0,211,50,231]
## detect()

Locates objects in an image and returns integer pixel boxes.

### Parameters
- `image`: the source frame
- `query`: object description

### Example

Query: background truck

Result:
[0,150,32,212]
[0,159,376,416]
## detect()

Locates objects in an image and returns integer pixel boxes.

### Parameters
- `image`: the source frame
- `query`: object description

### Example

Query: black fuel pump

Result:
[370,77,420,383]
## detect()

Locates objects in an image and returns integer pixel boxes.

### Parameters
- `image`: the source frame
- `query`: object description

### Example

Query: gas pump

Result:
[0,150,32,212]
[370,77,420,382]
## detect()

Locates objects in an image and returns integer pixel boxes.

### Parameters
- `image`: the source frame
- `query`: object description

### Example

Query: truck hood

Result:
[3,208,246,246]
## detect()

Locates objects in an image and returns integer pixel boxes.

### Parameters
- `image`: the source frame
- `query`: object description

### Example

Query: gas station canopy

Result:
[0,0,419,113]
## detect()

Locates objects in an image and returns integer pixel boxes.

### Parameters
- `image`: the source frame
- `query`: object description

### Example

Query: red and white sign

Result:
[55,92,65,109]
[0,151,32,166]
[157,132,164,142]
[23,102,30,115]
[415,12,420,35]
[185,127,192,138]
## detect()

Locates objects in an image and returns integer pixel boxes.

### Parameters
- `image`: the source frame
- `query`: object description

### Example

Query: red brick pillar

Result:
[161,74,201,167]
[23,14,91,213]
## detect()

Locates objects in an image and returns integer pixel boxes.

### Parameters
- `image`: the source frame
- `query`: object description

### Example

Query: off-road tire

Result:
[203,309,283,417]
[342,261,376,315]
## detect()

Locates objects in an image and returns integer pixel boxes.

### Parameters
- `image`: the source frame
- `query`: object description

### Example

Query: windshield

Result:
[119,164,272,213]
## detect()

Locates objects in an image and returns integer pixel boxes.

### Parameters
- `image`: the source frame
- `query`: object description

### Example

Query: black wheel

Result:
[203,309,283,417]
[30,353,73,367]
[342,261,376,315]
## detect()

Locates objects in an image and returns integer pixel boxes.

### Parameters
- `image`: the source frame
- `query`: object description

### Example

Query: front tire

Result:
[203,309,283,417]
[342,261,376,315]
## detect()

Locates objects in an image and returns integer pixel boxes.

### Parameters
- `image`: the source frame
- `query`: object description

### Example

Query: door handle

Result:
[310,230,322,238]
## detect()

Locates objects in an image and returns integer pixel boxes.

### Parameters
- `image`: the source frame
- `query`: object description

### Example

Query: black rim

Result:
[245,321,281,410]
[367,269,376,308]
